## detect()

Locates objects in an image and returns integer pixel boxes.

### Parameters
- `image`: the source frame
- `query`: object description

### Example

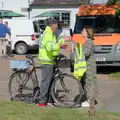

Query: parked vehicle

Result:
[73,4,120,66]
[3,19,40,55]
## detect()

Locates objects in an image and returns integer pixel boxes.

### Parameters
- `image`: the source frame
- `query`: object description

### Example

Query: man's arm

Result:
[83,38,92,57]
[43,33,64,52]
[5,26,9,35]
[7,28,11,36]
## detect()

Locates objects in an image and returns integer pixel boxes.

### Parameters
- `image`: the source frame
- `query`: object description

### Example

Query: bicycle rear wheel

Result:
[8,71,35,103]
[51,74,83,108]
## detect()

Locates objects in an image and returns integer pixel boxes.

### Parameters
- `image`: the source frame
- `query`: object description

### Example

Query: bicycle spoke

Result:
[52,74,83,108]
[8,71,34,103]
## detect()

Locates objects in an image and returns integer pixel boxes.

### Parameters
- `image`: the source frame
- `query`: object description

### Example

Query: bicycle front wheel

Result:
[8,71,34,103]
[51,74,83,108]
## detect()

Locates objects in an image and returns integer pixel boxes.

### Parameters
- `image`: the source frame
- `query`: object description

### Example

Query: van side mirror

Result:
[70,29,73,36]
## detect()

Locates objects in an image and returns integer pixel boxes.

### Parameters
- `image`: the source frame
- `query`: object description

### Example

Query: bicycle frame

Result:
[12,60,39,90]
[13,54,68,92]
[20,55,68,93]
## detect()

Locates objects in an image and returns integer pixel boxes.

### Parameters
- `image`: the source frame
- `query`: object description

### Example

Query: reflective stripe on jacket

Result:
[38,26,64,65]
[73,43,87,80]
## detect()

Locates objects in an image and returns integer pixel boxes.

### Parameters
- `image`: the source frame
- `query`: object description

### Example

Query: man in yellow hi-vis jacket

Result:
[37,19,67,107]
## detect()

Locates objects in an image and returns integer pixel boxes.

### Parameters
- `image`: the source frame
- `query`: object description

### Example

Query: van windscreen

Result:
[74,15,120,34]
[74,16,95,33]
[33,21,40,33]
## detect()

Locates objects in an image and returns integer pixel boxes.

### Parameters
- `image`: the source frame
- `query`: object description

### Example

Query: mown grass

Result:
[0,100,120,120]
[109,72,120,79]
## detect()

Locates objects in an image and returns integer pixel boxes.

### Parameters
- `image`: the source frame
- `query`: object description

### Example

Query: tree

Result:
[106,0,120,5]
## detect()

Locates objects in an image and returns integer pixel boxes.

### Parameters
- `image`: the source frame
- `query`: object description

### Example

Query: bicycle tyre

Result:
[51,73,83,108]
[8,71,35,103]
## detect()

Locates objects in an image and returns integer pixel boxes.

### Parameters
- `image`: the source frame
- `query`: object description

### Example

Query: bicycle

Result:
[8,54,83,108]
[9,55,39,103]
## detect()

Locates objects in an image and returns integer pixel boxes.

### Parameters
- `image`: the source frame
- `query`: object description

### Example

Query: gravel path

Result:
[0,57,120,112]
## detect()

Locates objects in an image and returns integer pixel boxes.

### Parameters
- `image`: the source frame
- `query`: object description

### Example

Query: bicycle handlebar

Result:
[26,54,66,66]
[26,54,66,61]
[55,54,67,65]
[55,54,66,60]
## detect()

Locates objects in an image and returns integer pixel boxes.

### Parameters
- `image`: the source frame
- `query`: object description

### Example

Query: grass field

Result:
[0,100,120,120]
[109,72,120,79]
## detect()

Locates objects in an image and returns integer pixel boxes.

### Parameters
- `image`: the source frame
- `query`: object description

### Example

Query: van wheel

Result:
[15,42,28,55]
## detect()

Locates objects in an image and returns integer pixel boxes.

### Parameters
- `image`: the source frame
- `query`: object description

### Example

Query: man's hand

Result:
[58,39,64,45]
[60,44,68,49]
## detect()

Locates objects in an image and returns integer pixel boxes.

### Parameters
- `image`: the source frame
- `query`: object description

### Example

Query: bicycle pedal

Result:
[10,98,14,101]
[17,88,22,93]
[32,97,40,104]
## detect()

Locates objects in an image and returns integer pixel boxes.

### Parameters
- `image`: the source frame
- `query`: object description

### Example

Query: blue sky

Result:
[93,0,108,4]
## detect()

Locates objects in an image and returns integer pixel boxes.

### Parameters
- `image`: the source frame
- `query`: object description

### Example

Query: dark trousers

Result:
[6,42,12,56]
[38,64,54,103]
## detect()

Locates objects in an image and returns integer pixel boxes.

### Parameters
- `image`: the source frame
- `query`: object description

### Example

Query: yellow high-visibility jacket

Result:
[73,43,87,80]
[38,26,64,65]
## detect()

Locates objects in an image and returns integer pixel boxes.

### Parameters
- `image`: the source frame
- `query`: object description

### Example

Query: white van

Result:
[3,19,40,54]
